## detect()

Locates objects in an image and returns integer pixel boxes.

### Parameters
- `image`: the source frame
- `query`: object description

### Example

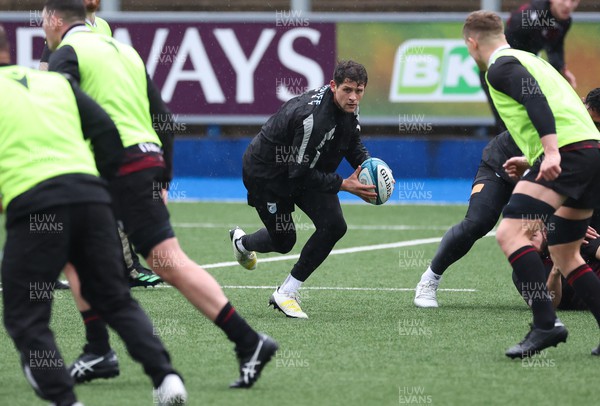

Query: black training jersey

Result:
[243,85,369,195]
[481,131,523,184]
[505,0,571,72]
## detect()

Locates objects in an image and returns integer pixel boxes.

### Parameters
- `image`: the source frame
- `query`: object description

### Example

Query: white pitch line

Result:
[221,285,476,292]
[0,233,495,293]
[84,236,489,292]
[150,284,476,292]
[172,222,451,231]
[0,284,476,293]
[202,233,495,269]
[201,236,445,269]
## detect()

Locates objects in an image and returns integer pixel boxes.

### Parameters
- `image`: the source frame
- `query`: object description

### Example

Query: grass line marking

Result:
[172,222,451,231]
[203,236,445,269]
[0,233,495,293]
[148,284,476,292]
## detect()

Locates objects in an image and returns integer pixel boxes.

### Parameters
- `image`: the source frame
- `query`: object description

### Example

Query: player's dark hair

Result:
[333,60,368,86]
[585,88,600,114]
[0,25,8,53]
[44,0,86,23]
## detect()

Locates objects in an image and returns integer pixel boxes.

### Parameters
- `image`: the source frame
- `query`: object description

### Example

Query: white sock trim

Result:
[280,274,302,294]
[420,267,442,284]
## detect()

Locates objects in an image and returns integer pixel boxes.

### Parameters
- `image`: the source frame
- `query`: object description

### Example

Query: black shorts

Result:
[471,164,515,206]
[243,176,295,215]
[108,167,174,258]
[523,141,600,209]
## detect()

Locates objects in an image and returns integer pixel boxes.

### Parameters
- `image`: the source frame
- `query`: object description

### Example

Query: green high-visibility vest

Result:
[57,31,161,148]
[0,66,98,209]
[487,48,599,165]
[87,16,112,37]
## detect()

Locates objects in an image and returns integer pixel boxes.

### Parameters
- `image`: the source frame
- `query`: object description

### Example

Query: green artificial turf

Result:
[0,202,597,405]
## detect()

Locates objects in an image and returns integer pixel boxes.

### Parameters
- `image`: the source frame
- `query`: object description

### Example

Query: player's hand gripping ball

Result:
[358,158,395,205]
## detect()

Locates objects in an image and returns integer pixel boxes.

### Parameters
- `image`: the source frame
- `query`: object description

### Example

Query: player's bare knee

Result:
[146,245,189,282]
[495,221,512,250]
[148,262,181,284]
[548,244,582,269]
[150,265,171,282]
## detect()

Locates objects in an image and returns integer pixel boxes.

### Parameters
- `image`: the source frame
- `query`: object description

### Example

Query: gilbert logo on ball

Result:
[358,158,395,205]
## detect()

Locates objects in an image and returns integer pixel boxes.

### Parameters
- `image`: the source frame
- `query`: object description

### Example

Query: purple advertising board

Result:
[2,19,336,122]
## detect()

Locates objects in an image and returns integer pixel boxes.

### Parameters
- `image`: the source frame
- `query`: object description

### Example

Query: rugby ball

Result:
[358,157,395,205]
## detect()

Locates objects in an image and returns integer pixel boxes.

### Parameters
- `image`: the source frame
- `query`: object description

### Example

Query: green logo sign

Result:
[389,39,485,102]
